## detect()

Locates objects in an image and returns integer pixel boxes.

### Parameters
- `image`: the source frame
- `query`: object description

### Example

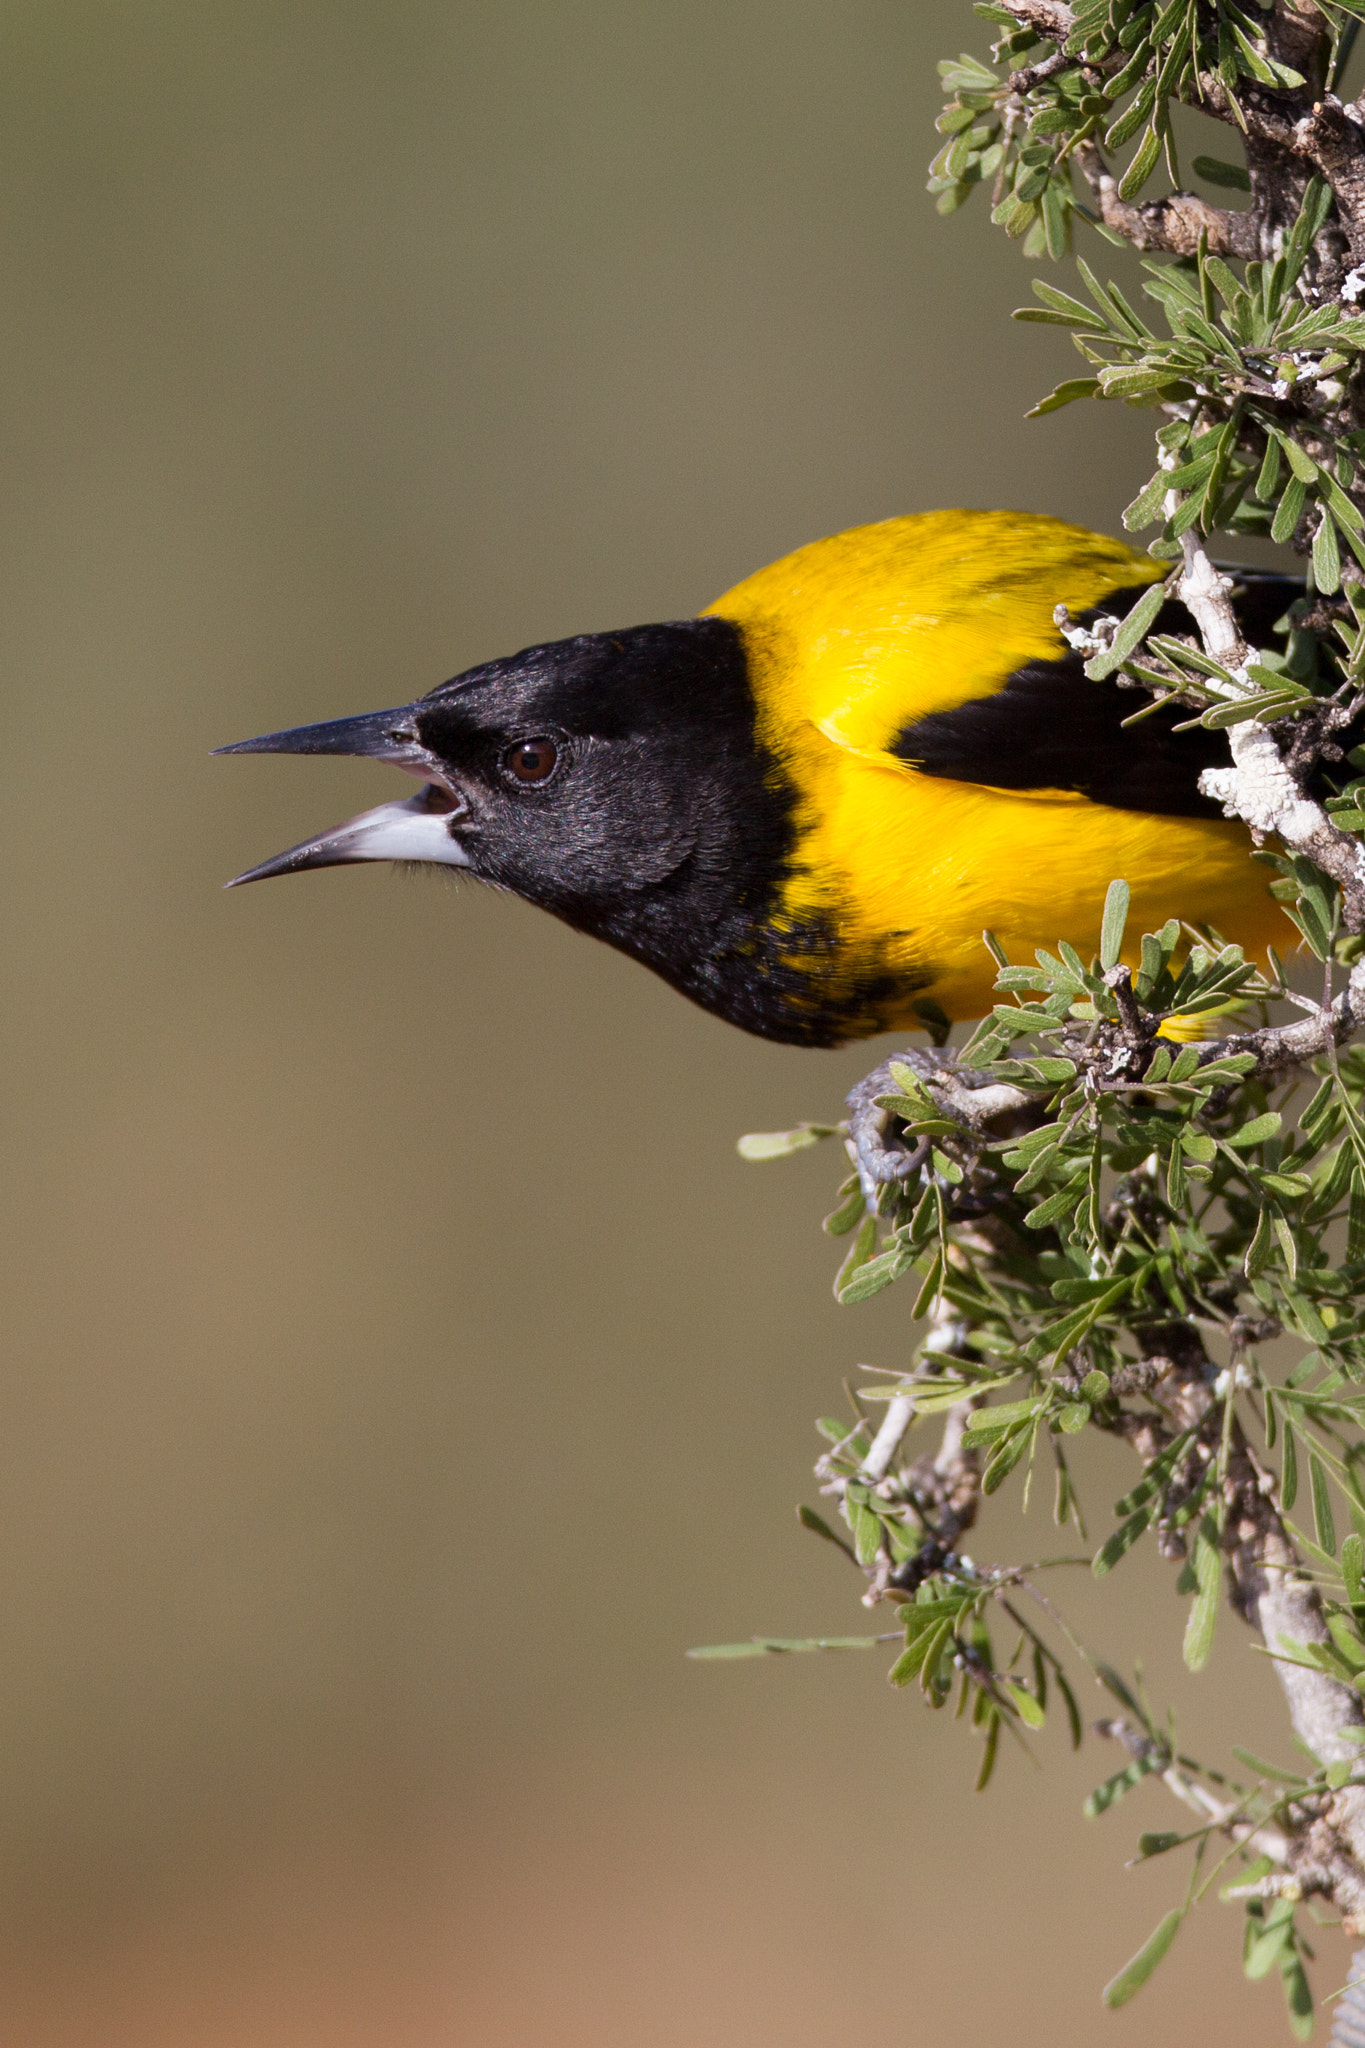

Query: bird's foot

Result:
[844,1049,952,1210]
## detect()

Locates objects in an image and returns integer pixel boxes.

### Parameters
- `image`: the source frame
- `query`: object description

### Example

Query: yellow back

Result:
[703,509,1160,758]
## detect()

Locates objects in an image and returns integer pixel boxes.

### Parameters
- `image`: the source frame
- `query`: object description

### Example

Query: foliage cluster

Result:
[725,890,1365,2032]
[702,1,1365,2034]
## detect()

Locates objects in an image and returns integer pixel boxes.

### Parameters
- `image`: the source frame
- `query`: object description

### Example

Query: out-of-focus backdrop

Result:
[0,4,1324,2042]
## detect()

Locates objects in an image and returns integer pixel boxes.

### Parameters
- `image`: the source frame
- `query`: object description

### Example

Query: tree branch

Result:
[1096,1714,1293,1869]
[1289,96,1365,264]
[1075,143,1262,259]
[1173,538,1365,931]
[1216,960,1365,1077]
[997,0,1365,272]
[996,0,1074,40]
[1179,534,1249,672]
[1141,1329,1365,1921]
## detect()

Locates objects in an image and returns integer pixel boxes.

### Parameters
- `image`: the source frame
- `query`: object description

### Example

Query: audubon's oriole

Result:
[220,509,1294,1045]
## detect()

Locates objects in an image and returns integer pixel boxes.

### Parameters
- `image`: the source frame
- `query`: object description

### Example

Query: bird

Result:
[219,508,1293,1049]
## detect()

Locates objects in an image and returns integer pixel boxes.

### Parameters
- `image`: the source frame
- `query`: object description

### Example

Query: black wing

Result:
[889,572,1304,820]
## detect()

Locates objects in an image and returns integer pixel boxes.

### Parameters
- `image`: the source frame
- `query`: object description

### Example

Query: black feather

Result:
[889,573,1305,818]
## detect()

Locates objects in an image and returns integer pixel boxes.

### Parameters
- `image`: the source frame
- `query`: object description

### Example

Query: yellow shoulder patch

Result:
[702,509,1159,765]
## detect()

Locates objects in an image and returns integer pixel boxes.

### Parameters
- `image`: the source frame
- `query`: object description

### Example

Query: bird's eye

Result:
[503,737,560,786]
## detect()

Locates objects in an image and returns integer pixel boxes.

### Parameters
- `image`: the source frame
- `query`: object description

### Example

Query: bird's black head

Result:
[219,617,830,1039]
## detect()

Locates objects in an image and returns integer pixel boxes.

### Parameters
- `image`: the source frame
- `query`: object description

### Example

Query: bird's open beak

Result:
[216,707,471,887]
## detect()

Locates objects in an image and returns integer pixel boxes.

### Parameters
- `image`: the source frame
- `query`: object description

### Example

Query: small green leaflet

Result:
[1094,1509,1150,1577]
[1100,879,1130,971]
[737,1123,838,1160]
[1084,1749,1164,1817]
[1085,583,1169,681]
[1183,1519,1221,1672]
[1002,1679,1045,1729]
[1310,1451,1337,1556]
[1102,1909,1183,2007]
[796,1504,856,1562]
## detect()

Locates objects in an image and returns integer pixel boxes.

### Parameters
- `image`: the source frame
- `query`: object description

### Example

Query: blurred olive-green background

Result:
[0,5,1326,2042]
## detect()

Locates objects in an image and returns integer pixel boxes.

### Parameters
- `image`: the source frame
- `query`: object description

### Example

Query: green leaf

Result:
[1094,1662,1142,1717]
[1273,430,1319,485]
[1100,366,1189,401]
[1100,878,1131,970]
[1117,124,1162,202]
[1245,1203,1275,1279]
[1311,1451,1337,1556]
[686,1641,776,1660]
[1029,280,1108,326]
[889,1616,954,1690]
[1084,1752,1162,1819]
[909,1249,944,1319]
[1183,1518,1221,1672]
[1024,1182,1083,1230]
[1231,1747,1308,1786]
[823,1184,867,1236]
[1314,508,1342,595]
[963,1399,1042,1444]
[983,1424,1033,1494]
[1254,434,1281,504]
[1245,1901,1297,1980]
[1350,1168,1365,1261]
[738,1123,837,1160]
[887,1060,936,1105]
[1102,1909,1183,2007]
[1283,1287,1330,1344]
[1027,376,1102,416]
[1284,178,1333,279]
[1166,1140,1187,1208]
[1094,1509,1150,1577]
[834,1213,878,1299]
[1056,1668,1083,1750]
[1002,1679,1045,1728]
[1200,687,1312,729]
[1192,154,1250,190]
[1033,1275,1134,1362]
[975,1708,1001,1791]
[1228,1111,1282,1150]
[1318,464,1365,534]
[1282,1424,1299,1513]
[1271,473,1307,545]
[1159,451,1215,494]
[1327,1613,1365,1671]
[1343,1530,1363,1604]
[797,1503,857,1562]
[1123,470,1169,532]
[1105,79,1155,151]
[1085,581,1169,680]
[847,1492,884,1567]
[1027,1056,1077,1083]
[1281,1953,1313,2042]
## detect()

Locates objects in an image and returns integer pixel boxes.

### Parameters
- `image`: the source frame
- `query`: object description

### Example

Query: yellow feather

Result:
[703,510,1285,1027]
